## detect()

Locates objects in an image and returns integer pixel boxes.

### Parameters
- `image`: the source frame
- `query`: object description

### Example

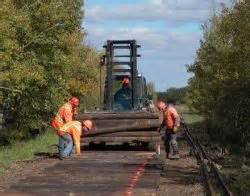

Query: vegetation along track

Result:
[181,118,233,196]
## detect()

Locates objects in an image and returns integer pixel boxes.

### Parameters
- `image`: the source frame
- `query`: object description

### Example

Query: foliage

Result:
[0,0,100,140]
[187,1,250,154]
[0,130,57,173]
[146,82,157,101]
[157,87,187,104]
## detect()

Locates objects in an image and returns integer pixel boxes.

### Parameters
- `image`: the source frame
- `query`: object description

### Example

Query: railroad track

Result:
[181,119,233,196]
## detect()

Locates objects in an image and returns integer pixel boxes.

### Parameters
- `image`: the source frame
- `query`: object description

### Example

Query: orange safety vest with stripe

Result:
[51,102,73,131]
[163,106,180,129]
[59,121,82,154]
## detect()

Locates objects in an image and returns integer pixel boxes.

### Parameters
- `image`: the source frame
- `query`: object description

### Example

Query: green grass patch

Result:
[0,130,57,172]
[222,156,250,195]
[176,104,204,125]
[176,105,250,195]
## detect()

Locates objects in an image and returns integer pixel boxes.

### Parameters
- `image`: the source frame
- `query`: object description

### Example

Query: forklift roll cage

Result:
[102,40,144,111]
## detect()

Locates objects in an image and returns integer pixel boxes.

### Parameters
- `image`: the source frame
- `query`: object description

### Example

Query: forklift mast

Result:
[102,40,142,110]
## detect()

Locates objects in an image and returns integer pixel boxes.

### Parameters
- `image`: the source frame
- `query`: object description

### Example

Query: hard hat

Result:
[157,101,166,111]
[122,77,130,85]
[70,97,79,106]
[83,120,93,130]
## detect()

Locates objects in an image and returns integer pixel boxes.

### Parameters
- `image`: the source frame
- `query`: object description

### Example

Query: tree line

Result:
[157,87,187,104]
[0,0,100,141]
[187,1,250,154]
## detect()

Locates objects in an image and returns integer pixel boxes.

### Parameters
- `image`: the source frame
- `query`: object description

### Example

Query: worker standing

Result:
[58,120,93,159]
[157,101,180,159]
[51,97,80,159]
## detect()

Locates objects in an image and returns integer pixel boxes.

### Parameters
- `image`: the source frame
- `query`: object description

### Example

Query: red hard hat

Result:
[70,97,79,107]
[122,77,130,85]
[157,101,166,111]
[83,120,93,130]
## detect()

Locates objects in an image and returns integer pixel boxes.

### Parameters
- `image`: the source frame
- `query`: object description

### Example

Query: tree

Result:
[146,82,157,102]
[0,0,100,139]
[187,1,250,153]
[157,87,187,104]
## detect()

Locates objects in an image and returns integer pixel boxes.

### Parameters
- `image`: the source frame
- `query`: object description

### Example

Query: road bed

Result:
[1,141,204,195]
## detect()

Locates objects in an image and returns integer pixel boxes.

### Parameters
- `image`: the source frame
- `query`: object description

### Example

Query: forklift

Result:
[76,40,161,148]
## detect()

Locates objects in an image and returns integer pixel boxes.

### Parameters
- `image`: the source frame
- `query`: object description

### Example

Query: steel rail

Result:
[181,118,233,196]
[182,122,214,196]
[197,138,233,196]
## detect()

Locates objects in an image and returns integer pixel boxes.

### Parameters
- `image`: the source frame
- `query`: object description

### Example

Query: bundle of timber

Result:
[76,111,159,120]
[76,111,161,144]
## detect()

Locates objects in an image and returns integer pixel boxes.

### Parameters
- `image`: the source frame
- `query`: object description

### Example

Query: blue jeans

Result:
[165,130,179,155]
[58,133,73,158]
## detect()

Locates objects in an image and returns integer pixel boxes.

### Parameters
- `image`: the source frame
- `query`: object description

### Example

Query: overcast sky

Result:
[83,0,233,91]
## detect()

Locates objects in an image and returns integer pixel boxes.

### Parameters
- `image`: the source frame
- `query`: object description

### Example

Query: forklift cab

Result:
[112,74,147,111]
[102,40,148,111]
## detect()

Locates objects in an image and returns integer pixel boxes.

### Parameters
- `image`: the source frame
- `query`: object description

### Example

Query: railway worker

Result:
[51,97,80,130]
[157,101,180,159]
[114,77,132,110]
[51,97,80,158]
[57,120,93,159]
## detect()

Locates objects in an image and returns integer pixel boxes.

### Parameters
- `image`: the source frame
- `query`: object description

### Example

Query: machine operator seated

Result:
[114,77,132,110]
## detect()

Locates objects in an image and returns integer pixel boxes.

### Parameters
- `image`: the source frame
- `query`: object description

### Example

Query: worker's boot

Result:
[169,139,179,160]
[165,143,171,159]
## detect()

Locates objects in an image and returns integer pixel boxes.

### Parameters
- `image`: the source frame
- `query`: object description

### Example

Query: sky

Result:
[83,0,233,91]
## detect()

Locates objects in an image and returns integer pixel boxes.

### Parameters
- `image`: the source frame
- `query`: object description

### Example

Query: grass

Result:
[176,104,204,125]
[222,155,250,195]
[0,130,57,173]
[176,104,250,195]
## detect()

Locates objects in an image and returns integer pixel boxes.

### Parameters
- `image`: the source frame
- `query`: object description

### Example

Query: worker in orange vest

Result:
[51,97,80,158]
[157,101,180,159]
[51,97,80,130]
[58,120,93,159]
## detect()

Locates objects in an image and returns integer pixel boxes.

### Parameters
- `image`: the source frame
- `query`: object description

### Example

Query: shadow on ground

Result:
[34,143,156,160]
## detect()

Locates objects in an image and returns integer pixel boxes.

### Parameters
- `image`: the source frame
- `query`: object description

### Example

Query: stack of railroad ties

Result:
[75,111,162,146]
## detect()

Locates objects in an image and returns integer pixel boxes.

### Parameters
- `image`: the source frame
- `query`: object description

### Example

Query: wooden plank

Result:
[84,131,160,137]
[81,136,161,143]
[75,112,159,120]
[93,119,160,129]
[83,121,160,137]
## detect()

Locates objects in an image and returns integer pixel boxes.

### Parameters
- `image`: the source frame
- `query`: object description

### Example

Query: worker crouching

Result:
[157,101,180,159]
[57,120,93,159]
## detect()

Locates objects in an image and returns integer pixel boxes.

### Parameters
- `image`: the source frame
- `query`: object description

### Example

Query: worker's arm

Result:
[158,121,165,132]
[72,130,81,154]
[170,107,180,133]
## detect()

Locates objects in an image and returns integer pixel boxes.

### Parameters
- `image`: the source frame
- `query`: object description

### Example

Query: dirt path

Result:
[157,140,204,195]
[0,141,204,195]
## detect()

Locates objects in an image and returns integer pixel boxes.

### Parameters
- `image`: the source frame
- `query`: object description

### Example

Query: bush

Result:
[187,1,250,154]
[0,0,100,140]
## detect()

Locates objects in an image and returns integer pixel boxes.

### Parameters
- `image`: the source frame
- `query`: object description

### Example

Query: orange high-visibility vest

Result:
[59,121,82,154]
[163,106,180,129]
[51,102,73,130]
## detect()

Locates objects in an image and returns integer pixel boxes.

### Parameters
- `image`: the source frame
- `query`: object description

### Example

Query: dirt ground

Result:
[157,140,204,196]
[0,141,204,196]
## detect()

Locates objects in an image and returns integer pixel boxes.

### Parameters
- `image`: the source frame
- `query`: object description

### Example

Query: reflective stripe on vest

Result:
[59,121,82,133]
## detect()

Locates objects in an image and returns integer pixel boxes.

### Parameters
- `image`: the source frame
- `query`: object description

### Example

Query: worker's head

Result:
[69,97,80,107]
[82,120,93,132]
[122,77,130,87]
[157,101,166,111]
